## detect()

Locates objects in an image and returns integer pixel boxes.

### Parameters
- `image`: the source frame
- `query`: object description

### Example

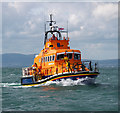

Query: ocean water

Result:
[1,67,118,111]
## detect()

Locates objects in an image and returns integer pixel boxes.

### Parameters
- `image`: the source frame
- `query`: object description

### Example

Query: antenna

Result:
[44,14,62,45]
[44,14,46,46]
[67,20,69,38]
[44,14,46,33]
[44,23,46,33]
[50,14,52,26]
[47,14,56,29]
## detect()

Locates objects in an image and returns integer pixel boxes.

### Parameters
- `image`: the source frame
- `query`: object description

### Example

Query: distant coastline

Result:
[0,53,119,68]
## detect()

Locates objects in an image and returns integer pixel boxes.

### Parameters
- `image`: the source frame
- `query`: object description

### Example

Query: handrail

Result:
[22,61,99,77]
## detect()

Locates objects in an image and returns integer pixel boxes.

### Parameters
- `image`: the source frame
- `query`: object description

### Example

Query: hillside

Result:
[1,53,119,67]
[2,53,35,67]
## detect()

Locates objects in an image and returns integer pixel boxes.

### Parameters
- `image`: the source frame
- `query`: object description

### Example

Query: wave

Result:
[44,78,86,86]
[1,77,95,88]
[0,83,21,87]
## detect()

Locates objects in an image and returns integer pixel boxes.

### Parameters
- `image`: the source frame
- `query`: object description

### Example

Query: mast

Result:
[47,14,56,30]
[44,14,56,45]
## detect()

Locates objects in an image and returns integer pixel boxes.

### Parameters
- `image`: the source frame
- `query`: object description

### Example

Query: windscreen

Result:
[74,53,80,60]
[57,54,64,60]
[57,53,72,60]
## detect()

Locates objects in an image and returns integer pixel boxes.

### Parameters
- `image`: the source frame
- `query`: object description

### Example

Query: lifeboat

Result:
[21,14,99,86]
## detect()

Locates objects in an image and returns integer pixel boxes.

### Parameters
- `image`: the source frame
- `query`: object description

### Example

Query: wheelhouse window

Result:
[50,56,52,61]
[67,53,72,59]
[49,45,53,47]
[45,57,47,62]
[44,57,45,62]
[57,43,60,47]
[48,56,49,62]
[57,53,73,60]
[52,55,55,61]
[57,54,64,60]
[41,57,43,62]
[74,54,80,60]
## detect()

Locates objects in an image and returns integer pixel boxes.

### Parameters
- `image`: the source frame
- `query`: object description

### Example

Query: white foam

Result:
[0,83,21,88]
[10,74,15,75]
[53,78,85,86]
[43,77,92,86]
[1,77,95,88]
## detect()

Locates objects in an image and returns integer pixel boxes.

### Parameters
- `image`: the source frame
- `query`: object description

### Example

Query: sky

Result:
[2,1,118,60]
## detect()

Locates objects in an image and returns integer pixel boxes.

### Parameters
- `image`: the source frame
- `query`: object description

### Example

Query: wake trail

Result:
[1,78,95,88]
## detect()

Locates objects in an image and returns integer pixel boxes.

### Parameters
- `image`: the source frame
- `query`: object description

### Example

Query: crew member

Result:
[66,59,72,72]
[32,63,38,81]
[64,55,72,72]
[64,55,68,61]
[63,55,68,72]
[38,65,42,80]
[32,67,37,80]
[32,63,38,69]
[38,65,42,74]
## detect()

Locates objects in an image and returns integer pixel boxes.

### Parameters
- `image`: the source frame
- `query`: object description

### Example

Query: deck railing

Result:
[22,61,98,77]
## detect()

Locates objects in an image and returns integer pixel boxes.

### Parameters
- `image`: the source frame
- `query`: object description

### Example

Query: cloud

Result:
[2,2,118,60]
[92,3,118,21]
[69,14,80,26]
[7,2,29,15]
[80,26,84,30]
[4,31,15,38]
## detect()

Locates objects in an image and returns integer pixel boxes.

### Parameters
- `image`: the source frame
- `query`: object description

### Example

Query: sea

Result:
[0,66,119,112]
